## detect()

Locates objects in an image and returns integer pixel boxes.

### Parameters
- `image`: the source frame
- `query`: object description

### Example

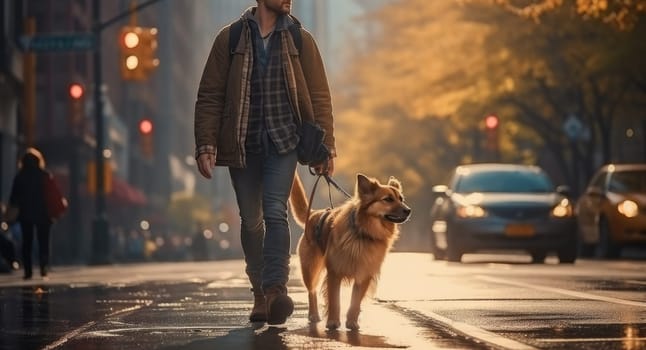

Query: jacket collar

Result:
[243,6,292,32]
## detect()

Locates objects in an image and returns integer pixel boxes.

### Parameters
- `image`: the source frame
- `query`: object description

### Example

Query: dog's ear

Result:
[388,176,402,191]
[357,173,378,195]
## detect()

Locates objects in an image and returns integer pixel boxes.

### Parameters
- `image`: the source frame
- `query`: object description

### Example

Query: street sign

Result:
[563,114,583,141]
[20,33,96,52]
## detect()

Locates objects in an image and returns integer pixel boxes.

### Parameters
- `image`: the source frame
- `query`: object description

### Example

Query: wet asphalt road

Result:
[0,257,480,350]
[0,252,645,349]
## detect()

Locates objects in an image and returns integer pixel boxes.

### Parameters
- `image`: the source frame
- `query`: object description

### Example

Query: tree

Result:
[469,2,646,191]
[334,0,549,192]
[334,0,645,201]
[464,0,646,30]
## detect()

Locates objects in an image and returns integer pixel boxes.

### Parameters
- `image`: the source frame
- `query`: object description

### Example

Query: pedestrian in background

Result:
[194,0,336,325]
[8,148,56,279]
[0,219,20,273]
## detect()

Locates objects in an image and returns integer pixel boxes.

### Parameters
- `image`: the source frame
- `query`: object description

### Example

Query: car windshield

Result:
[608,170,646,193]
[455,170,554,193]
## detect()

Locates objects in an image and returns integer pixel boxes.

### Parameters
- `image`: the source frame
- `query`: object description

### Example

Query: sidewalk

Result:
[0,256,480,349]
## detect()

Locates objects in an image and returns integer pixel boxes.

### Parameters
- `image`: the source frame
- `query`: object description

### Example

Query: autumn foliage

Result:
[328,0,645,247]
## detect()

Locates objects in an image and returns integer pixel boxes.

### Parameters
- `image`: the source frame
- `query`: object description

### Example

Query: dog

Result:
[289,172,411,330]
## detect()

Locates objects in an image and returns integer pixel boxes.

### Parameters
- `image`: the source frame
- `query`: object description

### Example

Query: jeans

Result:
[20,220,51,277]
[229,141,297,293]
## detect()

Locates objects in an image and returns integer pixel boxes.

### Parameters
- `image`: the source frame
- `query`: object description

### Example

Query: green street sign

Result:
[20,33,96,52]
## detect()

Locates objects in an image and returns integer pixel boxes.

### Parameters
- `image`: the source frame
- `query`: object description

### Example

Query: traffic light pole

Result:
[90,0,164,265]
[90,0,109,265]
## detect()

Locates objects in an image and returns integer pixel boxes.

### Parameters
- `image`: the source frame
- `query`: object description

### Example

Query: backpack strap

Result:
[287,15,302,52]
[228,18,244,55]
[228,16,302,56]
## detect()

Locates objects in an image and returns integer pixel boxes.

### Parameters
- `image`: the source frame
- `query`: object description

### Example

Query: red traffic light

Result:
[485,115,499,129]
[69,83,84,99]
[139,119,153,134]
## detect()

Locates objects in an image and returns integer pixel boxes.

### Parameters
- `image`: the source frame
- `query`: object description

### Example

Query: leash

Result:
[306,162,352,204]
[303,171,352,252]
[302,158,353,235]
[302,166,352,232]
[303,174,324,237]
[305,174,350,224]
[323,175,352,199]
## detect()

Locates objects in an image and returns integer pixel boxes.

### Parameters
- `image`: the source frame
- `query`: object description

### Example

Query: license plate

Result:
[505,224,535,237]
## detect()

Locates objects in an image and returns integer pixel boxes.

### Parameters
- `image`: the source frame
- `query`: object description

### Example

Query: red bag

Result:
[44,173,68,220]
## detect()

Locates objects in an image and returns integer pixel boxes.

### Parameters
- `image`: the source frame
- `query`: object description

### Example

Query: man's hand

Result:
[314,157,334,176]
[197,153,216,179]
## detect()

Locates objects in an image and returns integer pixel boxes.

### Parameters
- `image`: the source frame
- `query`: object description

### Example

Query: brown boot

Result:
[264,285,294,325]
[249,292,267,322]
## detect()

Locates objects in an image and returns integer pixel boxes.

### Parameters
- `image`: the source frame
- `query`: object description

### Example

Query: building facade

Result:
[0,0,386,264]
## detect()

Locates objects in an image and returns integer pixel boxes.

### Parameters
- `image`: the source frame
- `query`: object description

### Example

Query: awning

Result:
[49,171,147,207]
[109,177,147,206]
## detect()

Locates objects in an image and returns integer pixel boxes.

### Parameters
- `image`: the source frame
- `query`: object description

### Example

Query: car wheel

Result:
[446,244,463,262]
[432,246,446,260]
[445,226,463,263]
[576,226,595,257]
[595,217,621,259]
[578,242,595,257]
[445,223,464,262]
[557,242,577,264]
[530,251,546,264]
[558,234,578,264]
[430,230,446,260]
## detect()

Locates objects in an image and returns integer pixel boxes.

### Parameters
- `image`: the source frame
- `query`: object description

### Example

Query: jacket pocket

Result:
[217,103,236,154]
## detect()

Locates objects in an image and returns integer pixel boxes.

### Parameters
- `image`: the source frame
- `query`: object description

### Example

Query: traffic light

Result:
[68,83,85,132]
[485,114,499,130]
[139,118,154,158]
[484,114,500,160]
[119,26,160,81]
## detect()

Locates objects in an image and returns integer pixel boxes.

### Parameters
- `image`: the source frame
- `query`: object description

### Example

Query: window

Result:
[589,172,607,190]
[608,171,646,193]
[455,170,554,193]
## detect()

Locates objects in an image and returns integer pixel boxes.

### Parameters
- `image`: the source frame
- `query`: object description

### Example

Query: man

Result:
[194,0,335,325]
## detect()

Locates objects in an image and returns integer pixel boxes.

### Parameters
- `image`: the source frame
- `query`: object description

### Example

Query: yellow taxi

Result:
[576,164,646,258]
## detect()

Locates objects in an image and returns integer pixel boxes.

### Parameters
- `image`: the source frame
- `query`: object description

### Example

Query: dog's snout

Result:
[403,207,411,216]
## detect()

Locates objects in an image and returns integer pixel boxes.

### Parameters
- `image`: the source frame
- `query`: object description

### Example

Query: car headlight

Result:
[456,205,487,218]
[551,198,573,218]
[617,200,639,218]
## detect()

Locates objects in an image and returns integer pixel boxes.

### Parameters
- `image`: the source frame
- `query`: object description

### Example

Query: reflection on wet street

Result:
[0,278,470,350]
[1,255,645,349]
[0,282,156,350]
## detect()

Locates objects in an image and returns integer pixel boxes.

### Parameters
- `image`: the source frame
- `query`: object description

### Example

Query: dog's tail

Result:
[289,171,309,228]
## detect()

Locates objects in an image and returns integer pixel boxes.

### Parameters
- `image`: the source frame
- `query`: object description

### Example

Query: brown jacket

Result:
[194,18,335,168]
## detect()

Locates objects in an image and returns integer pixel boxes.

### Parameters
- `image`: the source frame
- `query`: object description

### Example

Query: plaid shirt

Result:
[245,17,299,155]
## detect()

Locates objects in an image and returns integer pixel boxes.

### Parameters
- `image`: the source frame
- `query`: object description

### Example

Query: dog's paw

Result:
[308,313,321,323]
[326,319,341,330]
[346,320,360,330]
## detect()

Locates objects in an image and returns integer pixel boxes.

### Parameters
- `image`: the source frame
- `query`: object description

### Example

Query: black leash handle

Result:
[306,161,352,200]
